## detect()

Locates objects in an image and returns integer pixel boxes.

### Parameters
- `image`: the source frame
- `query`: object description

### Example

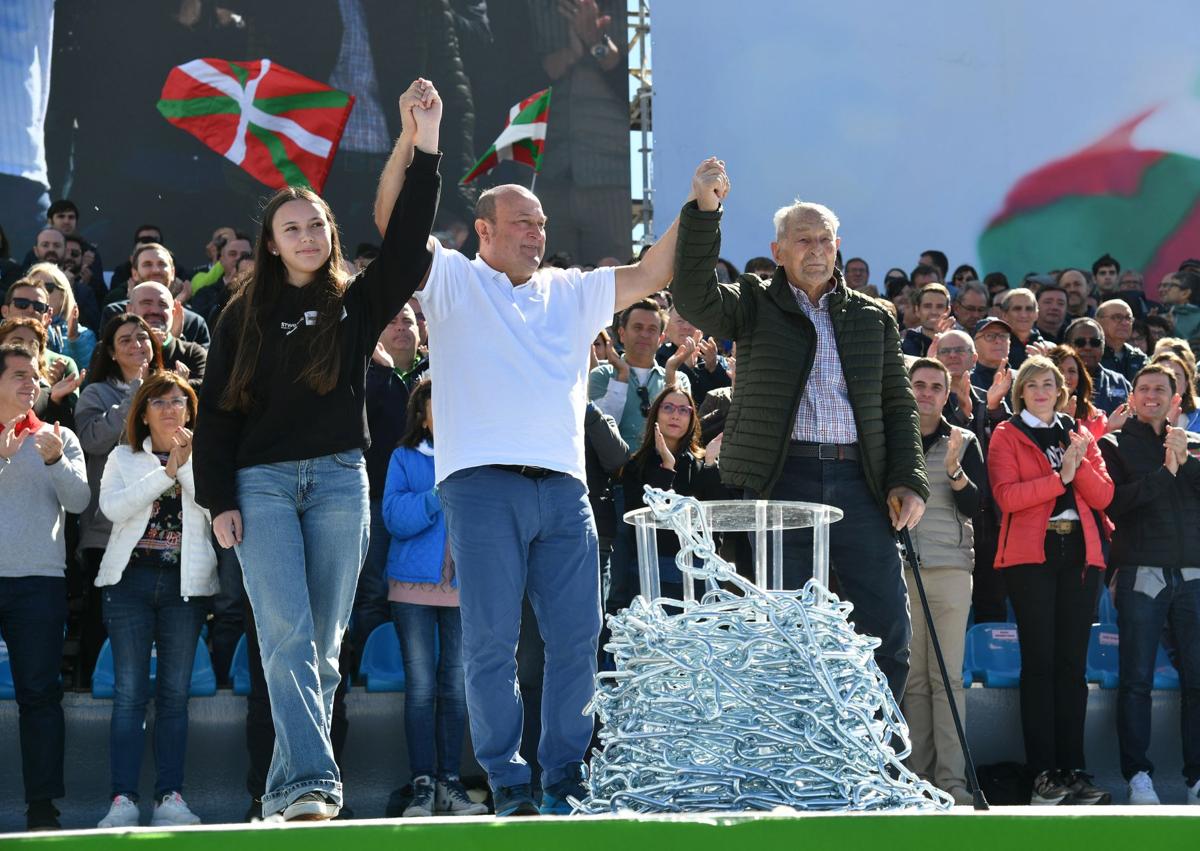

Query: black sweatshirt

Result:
[193,150,442,516]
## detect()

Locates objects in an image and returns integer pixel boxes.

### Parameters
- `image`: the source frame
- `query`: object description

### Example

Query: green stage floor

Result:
[2,809,1199,850]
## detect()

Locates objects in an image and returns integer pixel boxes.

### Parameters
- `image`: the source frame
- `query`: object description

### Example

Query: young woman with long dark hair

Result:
[193,79,443,822]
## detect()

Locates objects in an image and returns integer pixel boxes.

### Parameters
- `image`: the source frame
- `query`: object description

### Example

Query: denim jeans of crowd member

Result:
[390,602,468,779]
[1116,567,1200,787]
[1004,531,1100,775]
[234,450,369,817]
[438,466,602,791]
[0,576,67,803]
[745,455,912,698]
[352,497,392,653]
[102,563,209,800]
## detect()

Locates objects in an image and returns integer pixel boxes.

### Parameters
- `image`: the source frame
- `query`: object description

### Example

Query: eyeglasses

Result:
[636,385,650,417]
[1070,337,1103,349]
[1005,305,1036,313]
[978,333,1009,343]
[937,346,972,356]
[148,397,188,411]
[957,304,987,314]
[9,297,50,314]
[660,402,693,416]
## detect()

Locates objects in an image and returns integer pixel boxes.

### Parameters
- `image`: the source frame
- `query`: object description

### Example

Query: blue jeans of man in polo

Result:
[745,455,912,699]
[390,602,468,779]
[1116,566,1200,786]
[102,563,209,799]
[438,466,601,791]
[0,576,66,803]
[235,450,370,817]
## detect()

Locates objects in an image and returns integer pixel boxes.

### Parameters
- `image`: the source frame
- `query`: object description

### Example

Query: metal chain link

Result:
[576,487,952,813]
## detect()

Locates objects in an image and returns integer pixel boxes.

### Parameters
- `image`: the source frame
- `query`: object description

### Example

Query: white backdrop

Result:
[651,0,1200,284]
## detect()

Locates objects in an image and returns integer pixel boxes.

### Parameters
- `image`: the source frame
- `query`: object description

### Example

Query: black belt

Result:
[489,464,560,480]
[788,442,859,461]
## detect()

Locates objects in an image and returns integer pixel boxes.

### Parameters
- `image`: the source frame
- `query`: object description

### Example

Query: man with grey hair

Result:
[951,280,989,332]
[1097,298,1148,382]
[672,190,929,700]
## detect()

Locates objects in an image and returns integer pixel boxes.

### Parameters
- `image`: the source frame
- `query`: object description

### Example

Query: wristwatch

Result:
[948,467,965,482]
[590,40,612,60]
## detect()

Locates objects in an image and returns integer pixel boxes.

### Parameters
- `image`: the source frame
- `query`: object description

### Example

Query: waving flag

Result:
[461,88,552,184]
[979,84,1200,298]
[156,59,354,193]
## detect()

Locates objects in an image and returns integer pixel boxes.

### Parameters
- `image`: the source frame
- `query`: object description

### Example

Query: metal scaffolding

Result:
[628,0,654,245]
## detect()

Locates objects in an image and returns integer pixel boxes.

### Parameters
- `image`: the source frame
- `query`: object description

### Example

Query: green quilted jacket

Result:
[671,202,929,507]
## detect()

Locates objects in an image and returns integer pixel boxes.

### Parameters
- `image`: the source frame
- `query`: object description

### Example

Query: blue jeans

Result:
[0,576,66,802]
[438,466,601,790]
[746,455,912,698]
[235,450,369,816]
[1116,567,1200,785]
[102,564,209,799]
[390,602,467,778]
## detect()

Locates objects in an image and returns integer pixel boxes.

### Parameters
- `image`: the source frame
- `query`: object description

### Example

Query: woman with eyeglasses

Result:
[609,385,726,609]
[26,261,97,370]
[75,314,165,685]
[94,372,215,828]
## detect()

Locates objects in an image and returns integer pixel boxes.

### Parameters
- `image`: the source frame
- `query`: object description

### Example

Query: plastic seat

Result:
[1086,624,1120,689]
[963,623,1020,687]
[92,636,217,698]
[1098,591,1118,625]
[0,637,13,700]
[359,622,405,692]
[229,633,250,696]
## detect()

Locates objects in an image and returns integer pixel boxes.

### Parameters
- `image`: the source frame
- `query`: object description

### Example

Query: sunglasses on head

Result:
[10,297,50,314]
[636,385,650,418]
[1070,336,1103,349]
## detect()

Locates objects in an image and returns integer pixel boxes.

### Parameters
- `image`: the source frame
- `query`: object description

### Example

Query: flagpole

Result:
[529,170,538,195]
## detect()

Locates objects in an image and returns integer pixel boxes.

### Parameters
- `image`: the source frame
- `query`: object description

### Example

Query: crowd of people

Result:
[1,76,1199,833]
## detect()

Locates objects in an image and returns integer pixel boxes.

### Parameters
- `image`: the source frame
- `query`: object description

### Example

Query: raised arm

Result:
[374,79,443,242]
[613,158,728,313]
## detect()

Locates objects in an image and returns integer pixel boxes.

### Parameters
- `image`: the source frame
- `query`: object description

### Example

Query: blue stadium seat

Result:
[0,637,13,700]
[963,623,1021,687]
[359,622,405,692]
[1154,644,1180,690]
[229,634,250,696]
[1098,590,1118,625]
[1086,624,1120,689]
[92,636,217,698]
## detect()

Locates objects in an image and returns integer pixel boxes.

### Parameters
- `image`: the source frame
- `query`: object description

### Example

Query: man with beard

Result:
[127,282,205,386]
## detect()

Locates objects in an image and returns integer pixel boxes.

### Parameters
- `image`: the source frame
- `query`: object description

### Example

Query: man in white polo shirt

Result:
[376,145,728,815]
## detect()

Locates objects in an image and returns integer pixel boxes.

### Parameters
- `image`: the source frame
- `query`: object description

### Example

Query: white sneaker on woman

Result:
[98,795,140,828]
[151,792,202,826]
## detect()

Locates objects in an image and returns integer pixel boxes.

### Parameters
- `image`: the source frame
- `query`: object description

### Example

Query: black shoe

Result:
[493,784,540,817]
[540,763,587,814]
[245,798,263,822]
[1064,770,1112,805]
[26,799,60,831]
[1030,770,1074,805]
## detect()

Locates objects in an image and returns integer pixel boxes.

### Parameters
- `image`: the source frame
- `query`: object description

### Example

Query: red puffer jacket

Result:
[988,415,1114,569]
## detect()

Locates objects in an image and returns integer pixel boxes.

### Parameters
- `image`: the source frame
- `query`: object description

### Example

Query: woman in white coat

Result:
[94,371,217,829]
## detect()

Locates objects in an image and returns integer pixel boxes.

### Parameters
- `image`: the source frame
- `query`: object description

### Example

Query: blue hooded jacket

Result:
[382,442,454,586]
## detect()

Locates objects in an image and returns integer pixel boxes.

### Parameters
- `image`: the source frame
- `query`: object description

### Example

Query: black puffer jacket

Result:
[1099,419,1200,569]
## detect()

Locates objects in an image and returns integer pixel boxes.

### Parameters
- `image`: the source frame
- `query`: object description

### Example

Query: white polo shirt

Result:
[417,240,616,484]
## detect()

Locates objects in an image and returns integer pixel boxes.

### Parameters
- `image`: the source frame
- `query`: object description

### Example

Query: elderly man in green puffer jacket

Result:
[670,168,928,697]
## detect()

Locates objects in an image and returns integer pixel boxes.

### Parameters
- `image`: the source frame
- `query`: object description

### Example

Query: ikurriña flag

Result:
[157,58,355,193]
[978,84,1200,299]
[461,88,552,184]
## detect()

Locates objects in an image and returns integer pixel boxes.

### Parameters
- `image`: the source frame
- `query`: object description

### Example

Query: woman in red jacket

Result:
[988,355,1114,807]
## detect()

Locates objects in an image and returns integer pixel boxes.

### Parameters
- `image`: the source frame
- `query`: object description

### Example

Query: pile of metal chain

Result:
[577,487,952,814]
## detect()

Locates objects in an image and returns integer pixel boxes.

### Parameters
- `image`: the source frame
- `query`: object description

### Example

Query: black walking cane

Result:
[898,527,990,810]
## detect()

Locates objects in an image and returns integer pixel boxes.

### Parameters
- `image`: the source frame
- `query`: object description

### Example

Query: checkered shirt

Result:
[790,281,859,443]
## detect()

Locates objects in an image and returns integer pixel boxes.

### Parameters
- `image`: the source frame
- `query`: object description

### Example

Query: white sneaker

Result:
[436,776,488,815]
[404,775,435,817]
[151,792,202,826]
[1127,771,1159,805]
[98,795,140,828]
[1187,779,1200,806]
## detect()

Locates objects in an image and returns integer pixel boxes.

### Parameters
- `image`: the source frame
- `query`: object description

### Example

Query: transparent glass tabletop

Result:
[623,499,844,602]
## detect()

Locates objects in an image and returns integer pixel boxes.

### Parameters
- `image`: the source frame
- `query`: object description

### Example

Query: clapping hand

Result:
[653,424,675,472]
[697,335,720,373]
[690,157,730,212]
[164,426,193,478]
[31,421,64,465]
[944,427,964,475]
[0,418,29,460]
[1107,402,1132,432]
[604,335,629,381]
[952,371,974,420]
[45,358,67,386]
[1059,430,1091,484]
[50,368,86,403]
[986,363,1012,411]
[1165,425,1188,474]
[665,336,696,385]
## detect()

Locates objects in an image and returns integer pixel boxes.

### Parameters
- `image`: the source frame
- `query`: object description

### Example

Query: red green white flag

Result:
[461,88,552,184]
[978,84,1200,298]
[156,58,355,193]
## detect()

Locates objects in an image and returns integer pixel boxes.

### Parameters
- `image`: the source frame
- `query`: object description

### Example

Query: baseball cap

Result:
[973,316,1012,336]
